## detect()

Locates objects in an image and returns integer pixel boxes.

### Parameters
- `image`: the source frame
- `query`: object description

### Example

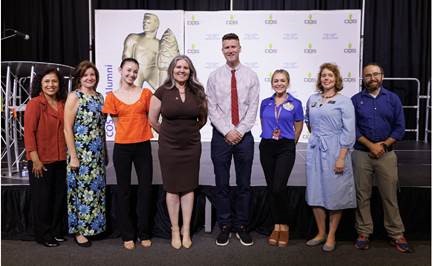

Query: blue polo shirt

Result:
[260,93,304,140]
[351,87,405,150]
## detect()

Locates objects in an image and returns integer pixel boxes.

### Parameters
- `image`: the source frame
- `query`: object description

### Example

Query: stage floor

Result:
[2,140,430,187]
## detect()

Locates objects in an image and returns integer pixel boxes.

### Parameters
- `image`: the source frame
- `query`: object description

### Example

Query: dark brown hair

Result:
[363,62,384,75]
[72,60,99,90]
[120,57,139,68]
[222,33,240,42]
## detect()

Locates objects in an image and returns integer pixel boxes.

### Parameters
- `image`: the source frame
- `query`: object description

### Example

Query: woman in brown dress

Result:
[149,55,207,249]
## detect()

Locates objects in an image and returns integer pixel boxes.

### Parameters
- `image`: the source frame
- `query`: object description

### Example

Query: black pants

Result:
[29,160,67,242]
[259,139,296,224]
[113,141,153,241]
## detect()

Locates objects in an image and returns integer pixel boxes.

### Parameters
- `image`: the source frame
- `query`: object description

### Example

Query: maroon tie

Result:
[231,70,240,126]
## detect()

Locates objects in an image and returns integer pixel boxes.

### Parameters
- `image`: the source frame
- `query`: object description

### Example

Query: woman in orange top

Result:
[102,58,153,250]
[24,68,68,247]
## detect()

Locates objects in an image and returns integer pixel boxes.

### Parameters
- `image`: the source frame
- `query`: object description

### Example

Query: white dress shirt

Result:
[206,63,260,136]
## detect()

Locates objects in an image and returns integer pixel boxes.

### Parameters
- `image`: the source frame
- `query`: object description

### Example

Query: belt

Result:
[355,144,393,152]
[382,143,393,152]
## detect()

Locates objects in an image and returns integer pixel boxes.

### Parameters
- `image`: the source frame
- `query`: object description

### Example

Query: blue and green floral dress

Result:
[67,91,106,236]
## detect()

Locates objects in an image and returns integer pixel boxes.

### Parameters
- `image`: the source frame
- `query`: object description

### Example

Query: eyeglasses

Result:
[364,72,382,79]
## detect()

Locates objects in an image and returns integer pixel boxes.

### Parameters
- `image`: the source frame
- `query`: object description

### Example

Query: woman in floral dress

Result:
[64,61,106,247]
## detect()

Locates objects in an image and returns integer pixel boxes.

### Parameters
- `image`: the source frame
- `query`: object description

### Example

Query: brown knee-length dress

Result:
[154,86,201,193]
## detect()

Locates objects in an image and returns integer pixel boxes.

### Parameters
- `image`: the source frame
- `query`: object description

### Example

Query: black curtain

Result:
[2,0,431,139]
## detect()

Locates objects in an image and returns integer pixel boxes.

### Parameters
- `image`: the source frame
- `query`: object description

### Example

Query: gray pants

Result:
[352,150,405,239]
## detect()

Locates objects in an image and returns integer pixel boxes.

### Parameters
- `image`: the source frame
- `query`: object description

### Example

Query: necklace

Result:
[321,93,336,99]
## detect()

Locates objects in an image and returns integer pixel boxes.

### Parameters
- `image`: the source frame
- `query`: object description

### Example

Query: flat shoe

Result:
[74,237,92,248]
[322,242,336,252]
[140,240,152,248]
[123,241,135,250]
[54,236,66,242]
[306,237,326,247]
[278,230,289,247]
[268,230,279,246]
[38,239,59,248]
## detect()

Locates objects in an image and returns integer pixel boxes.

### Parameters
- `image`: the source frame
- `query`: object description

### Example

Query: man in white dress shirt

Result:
[206,33,260,247]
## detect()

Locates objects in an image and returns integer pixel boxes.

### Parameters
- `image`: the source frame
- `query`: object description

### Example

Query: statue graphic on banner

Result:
[122,13,179,90]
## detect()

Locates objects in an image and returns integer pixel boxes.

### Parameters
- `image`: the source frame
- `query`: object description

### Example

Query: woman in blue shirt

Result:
[259,69,304,247]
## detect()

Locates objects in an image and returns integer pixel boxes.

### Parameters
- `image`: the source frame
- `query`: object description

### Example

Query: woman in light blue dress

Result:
[304,63,356,252]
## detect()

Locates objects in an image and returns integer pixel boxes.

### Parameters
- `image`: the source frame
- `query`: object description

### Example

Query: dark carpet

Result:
[1,230,430,266]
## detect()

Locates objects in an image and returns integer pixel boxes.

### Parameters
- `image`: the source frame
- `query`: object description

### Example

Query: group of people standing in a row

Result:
[24,33,411,253]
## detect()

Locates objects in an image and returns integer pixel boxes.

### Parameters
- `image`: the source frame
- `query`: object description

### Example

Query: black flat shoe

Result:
[54,236,66,242]
[74,237,92,247]
[38,239,59,248]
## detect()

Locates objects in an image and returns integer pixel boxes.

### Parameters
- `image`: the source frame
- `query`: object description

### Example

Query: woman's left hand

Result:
[334,158,345,174]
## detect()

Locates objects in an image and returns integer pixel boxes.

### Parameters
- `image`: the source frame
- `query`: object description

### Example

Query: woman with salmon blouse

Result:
[102,58,153,250]
[24,68,68,247]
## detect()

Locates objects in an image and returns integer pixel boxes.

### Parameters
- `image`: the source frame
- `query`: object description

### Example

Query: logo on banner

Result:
[187,44,200,54]
[283,62,299,69]
[304,14,317,24]
[244,33,260,40]
[264,14,277,25]
[187,15,200,25]
[264,72,273,83]
[226,14,238,25]
[264,43,278,54]
[344,14,358,24]
[322,33,338,40]
[205,33,220,40]
[344,43,357,53]
[304,43,317,54]
[343,72,357,83]
[304,72,317,83]
[283,33,299,40]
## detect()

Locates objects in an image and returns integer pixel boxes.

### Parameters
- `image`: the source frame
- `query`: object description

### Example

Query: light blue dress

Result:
[305,93,356,210]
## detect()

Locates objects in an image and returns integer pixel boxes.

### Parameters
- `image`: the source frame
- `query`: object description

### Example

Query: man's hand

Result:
[225,130,243,145]
[368,142,385,159]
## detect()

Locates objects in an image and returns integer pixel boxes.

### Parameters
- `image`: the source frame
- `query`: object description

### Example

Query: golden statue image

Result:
[122,13,180,90]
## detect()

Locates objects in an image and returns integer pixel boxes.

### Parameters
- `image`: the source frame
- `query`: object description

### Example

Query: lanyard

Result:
[274,104,283,129]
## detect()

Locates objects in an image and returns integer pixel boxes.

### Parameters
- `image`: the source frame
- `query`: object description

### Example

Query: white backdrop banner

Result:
[184,10,361,142]
[95,10,360,142]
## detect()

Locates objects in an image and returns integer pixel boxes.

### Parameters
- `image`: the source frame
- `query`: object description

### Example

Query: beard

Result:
[365,80,382,93]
